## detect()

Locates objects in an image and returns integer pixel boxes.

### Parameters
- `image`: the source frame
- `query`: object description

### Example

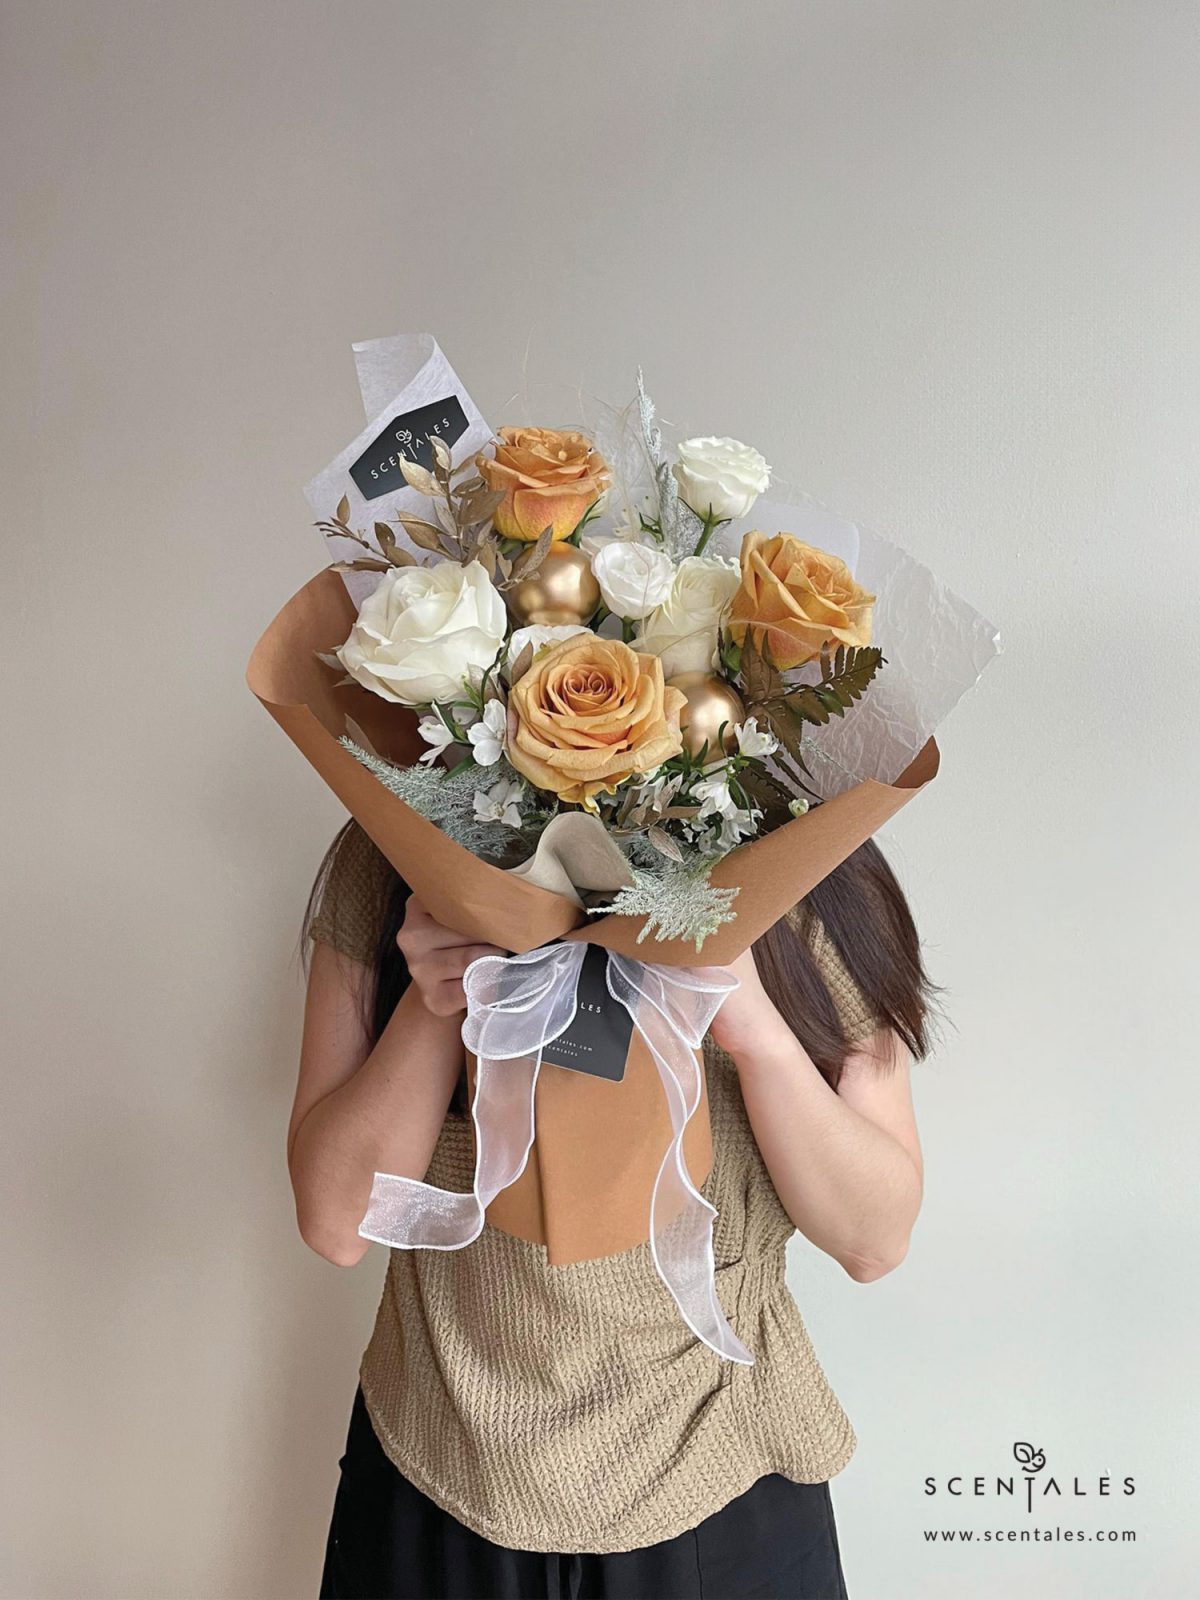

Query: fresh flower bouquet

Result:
[248,335,996,1362]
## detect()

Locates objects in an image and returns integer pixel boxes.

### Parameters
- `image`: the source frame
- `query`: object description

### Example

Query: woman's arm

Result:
[710,948,924,1283]
[287,899,500,1267]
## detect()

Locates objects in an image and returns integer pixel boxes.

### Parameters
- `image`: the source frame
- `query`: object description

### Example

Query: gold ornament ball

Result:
[667,672,746,758]
[506,543,601,627]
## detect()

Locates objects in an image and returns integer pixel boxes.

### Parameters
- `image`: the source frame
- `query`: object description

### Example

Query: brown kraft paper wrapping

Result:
[249,568,939,1263]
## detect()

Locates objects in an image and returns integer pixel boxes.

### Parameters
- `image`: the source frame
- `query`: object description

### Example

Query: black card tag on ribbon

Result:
[349,394,470,502]
[542,945,634,1082]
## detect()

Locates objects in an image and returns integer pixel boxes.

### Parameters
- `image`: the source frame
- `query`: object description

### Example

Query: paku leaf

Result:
[780,646,885,726]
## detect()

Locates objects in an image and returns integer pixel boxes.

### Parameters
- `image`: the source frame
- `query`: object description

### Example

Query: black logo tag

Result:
[348,395,470,501]
[542,946,634,1082]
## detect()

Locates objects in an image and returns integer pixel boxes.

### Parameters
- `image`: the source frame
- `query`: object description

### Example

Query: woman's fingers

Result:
[432,944,504,980]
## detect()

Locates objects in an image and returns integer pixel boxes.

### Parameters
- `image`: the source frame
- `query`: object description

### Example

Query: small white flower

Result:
[467,699,507,766]
[417,710,459,765]
[692,773,740,822]
[591,540,676,620]
[673,437,770,523]
[473,774,525,828]
[715,807,759,851]
[734,717,779,760]
[788,796,810,818]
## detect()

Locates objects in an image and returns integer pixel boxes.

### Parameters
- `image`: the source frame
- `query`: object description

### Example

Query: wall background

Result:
[4,3,1197,1596]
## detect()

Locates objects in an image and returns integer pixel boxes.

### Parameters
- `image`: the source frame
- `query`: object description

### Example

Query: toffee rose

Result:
[505,634,686,808]
[727,531,875,669]
[477,426,610,543]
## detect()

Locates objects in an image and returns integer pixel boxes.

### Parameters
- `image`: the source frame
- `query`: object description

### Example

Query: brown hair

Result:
[304,824,935,1095]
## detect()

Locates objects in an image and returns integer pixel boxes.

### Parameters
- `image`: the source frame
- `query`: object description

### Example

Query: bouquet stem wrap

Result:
[358,941,753,1365]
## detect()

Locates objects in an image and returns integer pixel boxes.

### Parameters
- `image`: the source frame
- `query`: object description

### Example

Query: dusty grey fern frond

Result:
[339,740,541,862]
[591,858,739,952]
[637,367,693,559]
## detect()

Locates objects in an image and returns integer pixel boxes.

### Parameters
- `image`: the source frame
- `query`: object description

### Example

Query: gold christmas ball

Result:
[506,543,601,627]
[667,672,746,759]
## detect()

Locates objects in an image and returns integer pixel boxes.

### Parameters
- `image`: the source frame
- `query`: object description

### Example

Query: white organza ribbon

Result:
[358,941,754,1365]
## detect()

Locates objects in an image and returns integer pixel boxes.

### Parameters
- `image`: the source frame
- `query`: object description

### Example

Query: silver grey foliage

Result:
[637,368,699,561]
[590,859,740,951]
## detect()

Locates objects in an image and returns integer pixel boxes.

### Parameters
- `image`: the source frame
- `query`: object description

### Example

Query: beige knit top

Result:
[310,823,880,1555]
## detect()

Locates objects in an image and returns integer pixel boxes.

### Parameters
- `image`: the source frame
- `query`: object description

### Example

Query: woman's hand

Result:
[396,896,505,1017]
[707,946,790,1059]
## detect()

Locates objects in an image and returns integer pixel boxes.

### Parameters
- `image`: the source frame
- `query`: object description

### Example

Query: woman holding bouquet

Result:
[292,821,928,1599]
[257,413,968,1598]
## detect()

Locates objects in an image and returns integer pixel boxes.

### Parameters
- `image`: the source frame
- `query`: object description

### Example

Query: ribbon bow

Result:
[358,941,753,1365]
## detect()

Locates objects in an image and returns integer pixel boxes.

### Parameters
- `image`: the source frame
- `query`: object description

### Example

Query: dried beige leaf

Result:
[399,458,439,496]
[508,641,535,684]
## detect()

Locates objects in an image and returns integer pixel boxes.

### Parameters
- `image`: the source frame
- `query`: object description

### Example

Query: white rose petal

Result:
[505,623,591,672]
[633,555,741,678]
[591,541,675,620]
[673,436,770,523]
[467,699,507,766]
[337,559,507,707]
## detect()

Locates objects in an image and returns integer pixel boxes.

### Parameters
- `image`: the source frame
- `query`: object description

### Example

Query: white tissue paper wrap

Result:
[304,334,493,606]
[358,941,752,1365]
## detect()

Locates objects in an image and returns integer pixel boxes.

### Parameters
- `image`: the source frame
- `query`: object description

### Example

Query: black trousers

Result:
[321,1388,849,1600]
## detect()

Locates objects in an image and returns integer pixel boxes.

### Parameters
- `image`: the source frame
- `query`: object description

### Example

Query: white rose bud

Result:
[633,556,741,678]
[505,623,591,672]
[337,559,507,706]
[673,436,770,523]
[590,540,676,620]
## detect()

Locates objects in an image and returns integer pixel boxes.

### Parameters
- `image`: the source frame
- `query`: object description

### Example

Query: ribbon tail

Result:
[608,956,755,1367]
[358,1051,540,1251]
[358,941,584,1253]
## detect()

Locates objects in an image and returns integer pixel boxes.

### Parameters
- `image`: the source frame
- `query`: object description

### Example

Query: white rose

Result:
[591,540,675,620]
[673,436,770,522]
[633,556,740,677]
[337,559,507,706]
[505,623,591,672]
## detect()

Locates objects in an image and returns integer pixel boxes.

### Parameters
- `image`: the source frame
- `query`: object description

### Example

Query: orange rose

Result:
[727,531,875,669]
[506,634,685,808]
[477,427,610,543]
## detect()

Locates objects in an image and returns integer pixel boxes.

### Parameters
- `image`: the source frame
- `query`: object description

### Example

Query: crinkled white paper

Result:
[304,333,493,605]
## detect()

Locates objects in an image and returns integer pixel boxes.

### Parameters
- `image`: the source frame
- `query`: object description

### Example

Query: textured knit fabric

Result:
[309,823,880,1556]
[320,1386,848,1599]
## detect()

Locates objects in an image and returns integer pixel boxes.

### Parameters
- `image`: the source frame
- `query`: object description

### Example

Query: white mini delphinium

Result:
[417,709,461,765]
[467,699,507,766]
[689,769,760,854]
[733,717,779,760]
[473,774,526,828]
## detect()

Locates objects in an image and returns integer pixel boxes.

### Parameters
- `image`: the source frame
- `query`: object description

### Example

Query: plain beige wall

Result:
[4,3,1197,1597]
